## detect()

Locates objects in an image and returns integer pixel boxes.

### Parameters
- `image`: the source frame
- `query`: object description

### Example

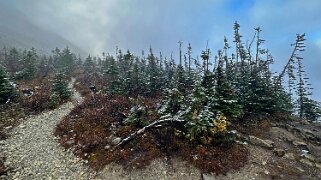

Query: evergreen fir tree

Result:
[295,34,310,119]
[131,57,143,95]
[55,47,75,74]
[159,88,186,117]
[83,55,95,73]
[201,48,215,99]
[174,64,187,94]
[146,47,160,96]
[124,99,149,127]
[299,97,321,121]
[0,65,14,103]
[76,55,82,68]
[187,43,192,73]
[51,73,72,104]
[122,50,135,95]
[164,55,176,89]
[213,53,242,117]
[17,48,37,80]
[103,55,122,94]
[5,48,20,77]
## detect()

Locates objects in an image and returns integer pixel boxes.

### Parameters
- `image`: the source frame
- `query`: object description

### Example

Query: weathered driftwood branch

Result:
[115,115,186,148]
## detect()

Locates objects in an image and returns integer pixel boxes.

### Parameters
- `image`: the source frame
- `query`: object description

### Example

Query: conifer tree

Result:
[174,64,187,94]
[184,43,195,90]
[187,43,192,73]
[51,73,72,100]
[17,48,37,80]
[103,55,122,94]
[122,50,135,95]
[164,55,176,89]
[213,51,241,117]
[139,52,149,94]
[130,57,144,95]
[146,47,161,96]
[223,37,233,82]
[56,47,75,74]
[76,55,82,68]
[246,28,275,116]
[295,34,310,119]
[300,97,321,121]
[5,48,20,77]
[233,22,247,109]
[124,98,149,127]
[0,65,14,103]
[200,48,215,99]
[83,55,95,73]
[233,21,242,64]
[0,46,8,67]
[159,88,186,117]
[37,56,47,76]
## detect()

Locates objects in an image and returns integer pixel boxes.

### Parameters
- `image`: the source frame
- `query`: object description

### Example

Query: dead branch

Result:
[115,115,186,148]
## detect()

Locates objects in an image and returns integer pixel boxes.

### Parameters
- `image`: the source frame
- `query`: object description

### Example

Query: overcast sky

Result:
[1,0,321,100]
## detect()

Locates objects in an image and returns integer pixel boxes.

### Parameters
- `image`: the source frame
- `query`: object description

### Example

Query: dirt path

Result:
[0,78,95,179]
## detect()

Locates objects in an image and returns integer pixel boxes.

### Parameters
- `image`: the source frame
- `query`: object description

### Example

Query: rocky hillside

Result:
[95,120,321,179]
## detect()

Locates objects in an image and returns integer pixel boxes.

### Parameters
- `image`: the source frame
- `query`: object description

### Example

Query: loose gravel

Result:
[0,78,96,179]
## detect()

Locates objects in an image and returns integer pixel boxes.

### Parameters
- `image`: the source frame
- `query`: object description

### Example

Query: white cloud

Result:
[316,39,321,49]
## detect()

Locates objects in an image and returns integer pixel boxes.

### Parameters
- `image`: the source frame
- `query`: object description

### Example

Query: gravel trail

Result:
[0,78,95,179]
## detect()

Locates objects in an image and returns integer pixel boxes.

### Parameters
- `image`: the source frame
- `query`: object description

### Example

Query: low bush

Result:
[55,93,248,174]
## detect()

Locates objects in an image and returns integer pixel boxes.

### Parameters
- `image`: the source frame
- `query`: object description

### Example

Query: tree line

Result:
[0,22,320,122]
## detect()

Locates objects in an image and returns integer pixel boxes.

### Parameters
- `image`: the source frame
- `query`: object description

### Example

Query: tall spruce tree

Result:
[295,34,308,118]
[213,51,241,117]
[55,47,75,74]
[103,55,122,94]
[146,47,161,96]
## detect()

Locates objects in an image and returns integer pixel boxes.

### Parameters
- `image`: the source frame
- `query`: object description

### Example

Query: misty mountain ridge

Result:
[0,6,86,57]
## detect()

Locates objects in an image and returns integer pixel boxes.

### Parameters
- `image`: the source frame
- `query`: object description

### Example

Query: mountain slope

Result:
[0,5,86,56]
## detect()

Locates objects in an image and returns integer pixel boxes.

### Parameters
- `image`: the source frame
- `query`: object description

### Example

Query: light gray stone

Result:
[284,153,296,160]
[296,167,305,173]
[300,158,315,167]
[66,139,75,145]
[112,137,122,145]
[248,136,274,149]
[104,145,111,150]
[301,154,316,162]
[201,173,214,180]
[293,141,307,147]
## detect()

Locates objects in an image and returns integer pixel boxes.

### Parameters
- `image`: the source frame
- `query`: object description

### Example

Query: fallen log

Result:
[115,114,186,148]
